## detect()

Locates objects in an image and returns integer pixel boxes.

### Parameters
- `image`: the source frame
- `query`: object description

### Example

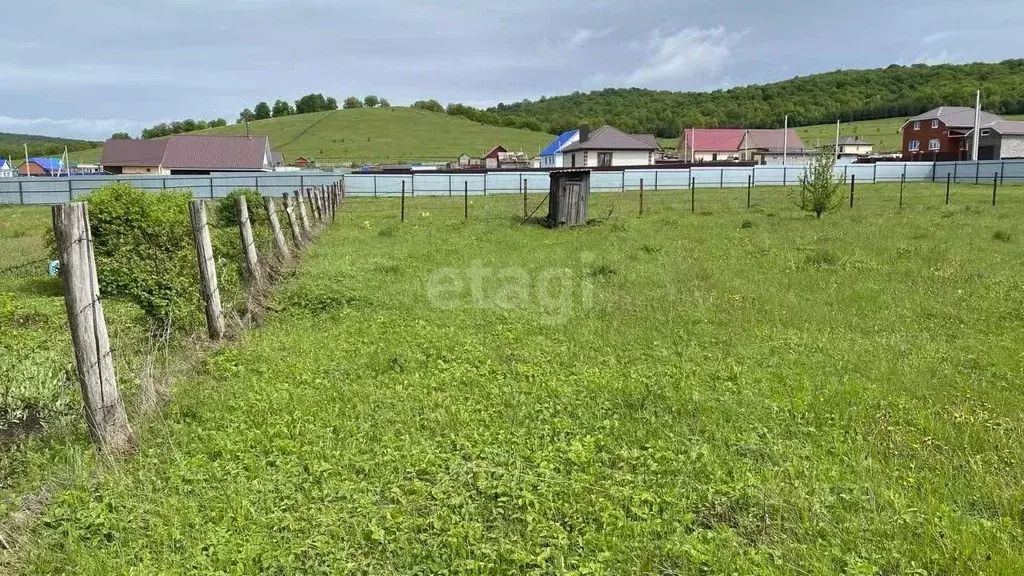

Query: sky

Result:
[2,0,1023,141]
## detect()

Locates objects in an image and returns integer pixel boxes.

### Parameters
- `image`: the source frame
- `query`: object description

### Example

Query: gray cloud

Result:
[2,0,1023,140]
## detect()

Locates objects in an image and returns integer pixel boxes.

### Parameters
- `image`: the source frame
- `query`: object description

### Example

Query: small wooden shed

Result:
[547,169,590,227]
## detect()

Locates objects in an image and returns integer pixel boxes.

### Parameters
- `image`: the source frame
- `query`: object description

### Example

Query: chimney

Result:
[578,124,590,143]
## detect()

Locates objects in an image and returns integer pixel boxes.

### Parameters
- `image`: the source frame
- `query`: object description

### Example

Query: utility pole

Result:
[835,119,841,160]
[972,90,981,161]
[783,115,789,165]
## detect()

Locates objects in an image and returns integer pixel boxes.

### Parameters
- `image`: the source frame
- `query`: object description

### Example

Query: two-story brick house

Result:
[901,106,1003,161]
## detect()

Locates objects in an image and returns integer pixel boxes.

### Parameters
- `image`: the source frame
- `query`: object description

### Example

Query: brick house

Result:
[901,107,1003,161]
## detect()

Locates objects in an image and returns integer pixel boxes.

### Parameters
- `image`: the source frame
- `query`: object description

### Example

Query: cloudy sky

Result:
[2,0,1022,140]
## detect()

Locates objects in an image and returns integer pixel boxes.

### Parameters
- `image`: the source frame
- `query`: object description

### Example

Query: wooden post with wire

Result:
[189,199,226,340]
[264,196,290,262]
[283,193,305,248]
[52,202,133,452]
[237,195,263,291]
[295,190,312,239]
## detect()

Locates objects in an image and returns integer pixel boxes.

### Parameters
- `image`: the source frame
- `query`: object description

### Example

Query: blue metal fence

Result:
[2,159,1024,205]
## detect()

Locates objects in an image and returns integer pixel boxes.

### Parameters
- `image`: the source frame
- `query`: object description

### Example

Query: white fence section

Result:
[2,160,1024,205]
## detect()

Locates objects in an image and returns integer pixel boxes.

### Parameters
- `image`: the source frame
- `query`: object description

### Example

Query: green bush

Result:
[216,189,266,229]
[50,182,199,328]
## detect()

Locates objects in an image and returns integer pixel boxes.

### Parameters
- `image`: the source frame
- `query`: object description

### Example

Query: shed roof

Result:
[100,138,169,167]
[561,125,659,152]
[978,120,1024,136]
[540,129,579,156]
[903,107,1004,130]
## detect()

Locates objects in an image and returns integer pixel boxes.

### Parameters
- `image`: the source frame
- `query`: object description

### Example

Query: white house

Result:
[560,125,661,168]
[0,158,15,178]
[539,129,580,168]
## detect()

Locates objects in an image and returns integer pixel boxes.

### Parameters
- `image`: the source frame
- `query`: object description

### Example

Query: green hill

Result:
[0,132,99,164]
[479,60,1024,138]
[74,108,555,166]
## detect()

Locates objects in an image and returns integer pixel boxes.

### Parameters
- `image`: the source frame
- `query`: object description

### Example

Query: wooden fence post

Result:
[283,193,305,248]
[295,190,312,239]
[237,195,263,290]
[188,200,225,340]
[639,178,644,216]
[52,202,132,452]
[264,196,290,262]
[849,174,855,208]
[401,180,406,223]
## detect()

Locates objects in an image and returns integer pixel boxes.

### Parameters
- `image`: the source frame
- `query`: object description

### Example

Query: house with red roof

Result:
[679,128,816,164]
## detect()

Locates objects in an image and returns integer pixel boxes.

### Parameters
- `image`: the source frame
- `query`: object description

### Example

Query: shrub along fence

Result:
[48,181,343,453]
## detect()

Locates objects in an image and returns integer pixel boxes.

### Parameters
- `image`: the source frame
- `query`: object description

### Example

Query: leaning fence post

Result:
[464,180,469,219]
[946,173,951,205]
[189,200,226,340]
[401,180,406,223]
[849,174,855,208]
[264,196,291,262]
[993,173,999,206]
[52,202,132,452]
[237,195,263,292]
[283,193,305,248]
[295,190,312,239]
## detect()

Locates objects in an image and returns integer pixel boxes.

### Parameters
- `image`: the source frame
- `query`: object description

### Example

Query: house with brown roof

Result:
[482,145,507,169]
[560,125,661,168]
[100,134,277,175]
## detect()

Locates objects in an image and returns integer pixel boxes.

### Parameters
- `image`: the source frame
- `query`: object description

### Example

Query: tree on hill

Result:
[326,97,339,110]
[238,108,256,123]
[110,132,131,140]
[343,97,363,109]
[272,100,294,117]
[364,95,380,108]
[379,99,391,108]
[413,99,444,113]
[253,102,272,120]
[295,93,331,114]
[209,118,228,128]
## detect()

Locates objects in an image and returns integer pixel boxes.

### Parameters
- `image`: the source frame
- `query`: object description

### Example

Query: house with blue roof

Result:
[18,157,64,176]
[0,158,15,178]
[539,129,580,168]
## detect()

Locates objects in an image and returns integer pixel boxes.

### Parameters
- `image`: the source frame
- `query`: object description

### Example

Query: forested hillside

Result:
[0,133,99,163]
[471,60,1024,138]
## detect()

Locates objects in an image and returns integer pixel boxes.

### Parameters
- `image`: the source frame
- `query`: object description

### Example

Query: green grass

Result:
[72,108,556,166]
[10,182,1024,574]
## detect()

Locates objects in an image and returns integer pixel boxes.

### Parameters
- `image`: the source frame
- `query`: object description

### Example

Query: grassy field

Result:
[7,182,1024,574]
[71,108,556,166]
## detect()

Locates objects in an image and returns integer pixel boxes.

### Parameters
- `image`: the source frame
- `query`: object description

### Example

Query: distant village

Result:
[2,105,1020,179]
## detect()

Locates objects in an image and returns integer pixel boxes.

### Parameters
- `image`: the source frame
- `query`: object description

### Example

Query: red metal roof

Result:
[683,129,745,151]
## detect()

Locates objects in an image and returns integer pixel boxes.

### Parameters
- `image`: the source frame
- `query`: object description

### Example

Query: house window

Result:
[597,152,612,167]
[931,119,939,129]
[981,129,991,136]
[928,139,940,151]
[913,121,921,131]
[909,140,920,152]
